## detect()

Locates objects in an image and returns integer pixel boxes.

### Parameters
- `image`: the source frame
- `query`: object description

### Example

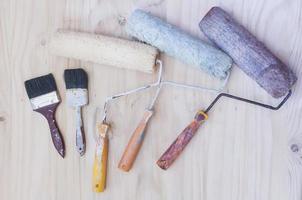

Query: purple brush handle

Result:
[157,111,207,170]
[36,103,65,158]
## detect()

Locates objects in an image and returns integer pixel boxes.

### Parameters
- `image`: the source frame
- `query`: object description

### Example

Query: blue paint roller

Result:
[126,9,233,79]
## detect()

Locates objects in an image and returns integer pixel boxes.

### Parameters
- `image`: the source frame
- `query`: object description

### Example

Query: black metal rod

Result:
[204,90,292,113]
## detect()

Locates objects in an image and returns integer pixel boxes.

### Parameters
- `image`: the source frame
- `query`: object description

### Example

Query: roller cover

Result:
[126,9,233,79]
[199,7,297,98]
[49,30,159,73]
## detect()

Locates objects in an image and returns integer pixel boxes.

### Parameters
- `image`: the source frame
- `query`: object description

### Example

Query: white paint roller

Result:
[48,30,159,73]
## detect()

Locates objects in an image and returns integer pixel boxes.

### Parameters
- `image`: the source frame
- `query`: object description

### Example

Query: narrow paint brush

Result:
[64,68,88,156]
[24,74,65,158]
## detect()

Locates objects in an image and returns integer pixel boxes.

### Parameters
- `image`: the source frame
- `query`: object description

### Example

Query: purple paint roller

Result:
[199,7,296,98]
[157,7,297,170]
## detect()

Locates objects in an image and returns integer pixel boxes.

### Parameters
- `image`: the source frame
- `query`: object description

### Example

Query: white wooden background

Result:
[0,0,302,200]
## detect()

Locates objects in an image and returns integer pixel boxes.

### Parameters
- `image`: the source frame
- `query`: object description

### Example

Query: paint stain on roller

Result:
[118,15,127,26]
[291,144,300,153]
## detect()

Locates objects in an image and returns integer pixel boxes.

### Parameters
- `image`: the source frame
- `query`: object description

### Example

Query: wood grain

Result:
[157,111,207,170]
[0,0,302,200]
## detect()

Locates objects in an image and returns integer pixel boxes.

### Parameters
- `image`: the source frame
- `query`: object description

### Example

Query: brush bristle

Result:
[64,68,88,89]
[24,74,57,99]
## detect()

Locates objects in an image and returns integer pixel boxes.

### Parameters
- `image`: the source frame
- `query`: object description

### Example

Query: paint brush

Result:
[24,74,65,158]
[64,68,88,156]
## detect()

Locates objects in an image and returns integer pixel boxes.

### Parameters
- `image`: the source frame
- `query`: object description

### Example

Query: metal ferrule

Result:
[30,91,60,110]
[66,89,88,107]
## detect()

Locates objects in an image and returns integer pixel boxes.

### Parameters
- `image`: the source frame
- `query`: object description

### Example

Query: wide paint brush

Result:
[24,74,65,158]
[64,68,88,156]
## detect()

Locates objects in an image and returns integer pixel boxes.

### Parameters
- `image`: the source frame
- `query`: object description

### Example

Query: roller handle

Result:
[157,111,208,170]
[93,123,109,193]
[118,109,153,172]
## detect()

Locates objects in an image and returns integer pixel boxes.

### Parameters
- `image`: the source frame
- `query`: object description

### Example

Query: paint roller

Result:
[126,9,233,79]
[200,7,296,98]
[117,10,233,172]
[155,7,297,169]
[49,29,159,73]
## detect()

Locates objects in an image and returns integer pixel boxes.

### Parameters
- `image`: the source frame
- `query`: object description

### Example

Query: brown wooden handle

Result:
[157,111,207,170]
[36,103,65,158]
[48,119,65,158]
[118,109,153,172]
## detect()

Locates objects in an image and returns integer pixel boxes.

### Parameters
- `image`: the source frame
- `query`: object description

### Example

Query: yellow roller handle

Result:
[93,123,109,192]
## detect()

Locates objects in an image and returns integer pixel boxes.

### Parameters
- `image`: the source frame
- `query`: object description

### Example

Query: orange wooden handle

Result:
[118,110,153,172]
[157,111,208,170]
[93,123,109,192]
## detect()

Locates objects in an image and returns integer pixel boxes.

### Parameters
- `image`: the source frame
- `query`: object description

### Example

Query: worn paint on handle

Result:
[93,123,109,192]
[35,103,65,158]
[157,111,207,170]
[76,106,85,156]
[118,109,153,172]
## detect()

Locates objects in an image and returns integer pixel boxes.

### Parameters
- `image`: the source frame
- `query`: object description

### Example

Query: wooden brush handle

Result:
[76,106,85,156]
[36,103,65,158]
[157,111,207,170]
[118,109,153,172]
[48,117,65,158]
[93,123,109,193]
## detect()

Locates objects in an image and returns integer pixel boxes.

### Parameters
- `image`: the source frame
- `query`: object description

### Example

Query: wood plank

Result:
[0,0,301,199]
